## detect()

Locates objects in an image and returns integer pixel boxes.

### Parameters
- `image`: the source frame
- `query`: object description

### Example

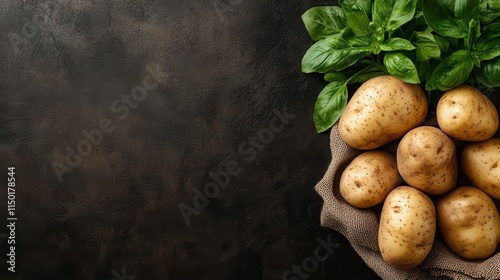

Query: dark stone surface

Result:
[0,0,381,279]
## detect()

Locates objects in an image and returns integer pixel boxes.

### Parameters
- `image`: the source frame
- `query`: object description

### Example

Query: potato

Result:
[378,186,436,269]
[340,150,402,208]
[397,126,458,195]
[461,138,500,199]
[436,186,500,259]
[339,75,428,150]
[436,85,498,141]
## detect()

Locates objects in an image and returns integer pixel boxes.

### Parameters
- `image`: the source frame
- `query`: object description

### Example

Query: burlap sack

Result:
[314,117,500,280]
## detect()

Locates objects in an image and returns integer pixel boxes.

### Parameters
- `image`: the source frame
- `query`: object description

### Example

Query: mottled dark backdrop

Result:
[0,1,380,279]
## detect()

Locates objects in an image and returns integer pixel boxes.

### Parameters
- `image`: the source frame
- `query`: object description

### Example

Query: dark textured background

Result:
[0,0,381,279]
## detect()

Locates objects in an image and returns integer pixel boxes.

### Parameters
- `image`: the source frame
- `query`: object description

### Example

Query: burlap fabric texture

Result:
[314,118,500,280]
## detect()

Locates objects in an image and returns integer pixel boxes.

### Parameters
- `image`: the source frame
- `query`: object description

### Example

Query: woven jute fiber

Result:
[314,117,500,280]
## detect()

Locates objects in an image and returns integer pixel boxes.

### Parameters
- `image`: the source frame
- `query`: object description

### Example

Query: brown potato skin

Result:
[437,85,499,141]
[397,126,458,195]
[436,186,500,259]
[339,75,428,150]
[340,150,402,208]
[461,138,500,199]
[378,186,436,269]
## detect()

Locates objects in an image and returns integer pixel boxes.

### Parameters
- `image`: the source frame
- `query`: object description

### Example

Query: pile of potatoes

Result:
[337,75,500,269]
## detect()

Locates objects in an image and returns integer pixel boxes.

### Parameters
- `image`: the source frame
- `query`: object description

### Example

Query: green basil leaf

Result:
[369,21,384,43]
[455,0,480,26]
[324,72,347,82]
[402,12,426,37]
[411,29,441,62]
[475,56,500,87]
[379,38,416,52]
[349,35,374,47]
[433,34,451,54]
[348,64,388,84]
[373,0,418,32]
[475,22,500,61]
[479,22,500,39]
[426,50,474,91]
[339,0,372,36]
[479,0,500,24]
[425,59,442,84]
[466,18,482,51]
[416,60,431,82]
[422,0,468,38]
[383,52,420,84]
[348,71,387,84]
[402,17,418,38]
[301,6,348,41]
[313,81,348,133]
[301,29,373,73]
[339,0,372,16]
[346,11,370,36]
